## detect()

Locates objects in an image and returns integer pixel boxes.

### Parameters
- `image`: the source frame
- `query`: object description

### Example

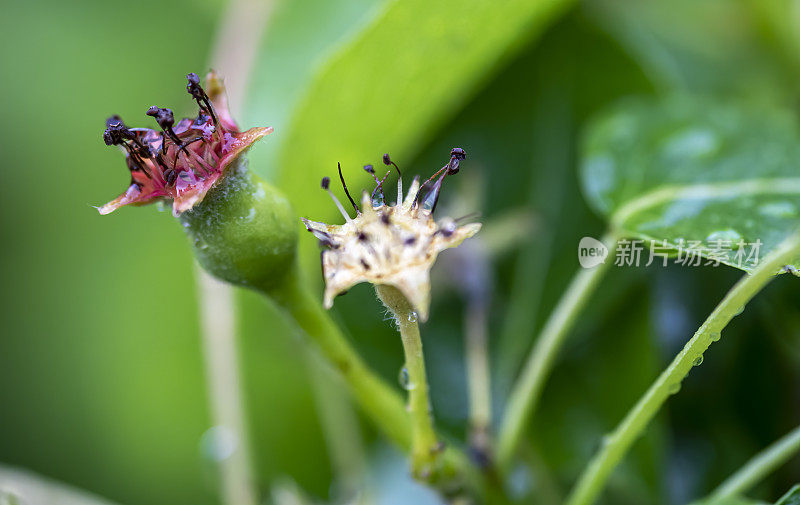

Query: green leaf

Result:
[686,484,800,505]
[689,496,768,505]
[0,465,122,505]
[277,0,575,261]
[776,485,800,505]
[585,0,794,98]
[581,95,800,272]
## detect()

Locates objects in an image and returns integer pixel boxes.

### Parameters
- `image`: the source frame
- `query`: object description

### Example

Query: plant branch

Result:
[497,232,619,470]
[195,268,258,505]
[305,352,367,499]
[565,231,800,505]
[266,269,478,497]
[465,297,492,461]
[376,285,442,479]
[711,423,800,500]
[269,270,413,449]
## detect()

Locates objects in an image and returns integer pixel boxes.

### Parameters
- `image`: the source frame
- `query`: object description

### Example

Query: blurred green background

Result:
[1,1,799,504]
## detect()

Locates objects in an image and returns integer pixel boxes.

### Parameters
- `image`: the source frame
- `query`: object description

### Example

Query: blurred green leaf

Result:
[689,496,767,505]
[776,485,800,505]
[581,95,800,272]
[0,465,121,505]
[586,0,794,99]
[276,0,575,266]
[687,484,800,505]
[244,0,385,177]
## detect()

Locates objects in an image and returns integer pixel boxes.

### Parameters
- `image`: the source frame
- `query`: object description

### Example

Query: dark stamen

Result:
[321,176,330,190]
[372,170,391,204]
[104,117,152,178]
[421,174,445,212]
[186,72,218,127]
[364,164,389,205]
[147,106,193,164]
[382,152,402,177]
[338,162,360,214]
[123,143,151,178]
[146,107,181,149]
[171,137,205,170]
[420,148,466,212]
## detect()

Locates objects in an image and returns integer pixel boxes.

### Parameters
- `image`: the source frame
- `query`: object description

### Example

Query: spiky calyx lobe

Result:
[180,157,297,292]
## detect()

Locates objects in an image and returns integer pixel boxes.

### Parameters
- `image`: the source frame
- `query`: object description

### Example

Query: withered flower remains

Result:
[99,71,272,216]
[302,149,481,321]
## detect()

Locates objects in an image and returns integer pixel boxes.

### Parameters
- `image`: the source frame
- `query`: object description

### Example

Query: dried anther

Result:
[98,71,272,216]
[302,148,481,321]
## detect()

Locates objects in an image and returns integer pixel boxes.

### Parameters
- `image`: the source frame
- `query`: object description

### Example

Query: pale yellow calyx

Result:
[302,185,480,322]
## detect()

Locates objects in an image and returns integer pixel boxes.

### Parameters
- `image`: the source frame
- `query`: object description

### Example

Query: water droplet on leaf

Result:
[668,382,682,395]
[706,229,742,243]
[241,208,256,223]
[692,355,704,366]
[398,366,411,390]
[759,201,797,218]
[200,426,238,462]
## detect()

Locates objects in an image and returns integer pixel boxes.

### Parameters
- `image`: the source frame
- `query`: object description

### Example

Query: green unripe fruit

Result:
[180,158,298,293]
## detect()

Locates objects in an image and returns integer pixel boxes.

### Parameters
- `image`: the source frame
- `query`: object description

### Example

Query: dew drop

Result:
[692,355,704,366]
[199,426,238,462]
[241,208,256,223]
[408,311,418,323]
[759,201,797,218]
[710,332,721,342]
[194,237,209,250]
[668,382,682,395]
[706,229,742,243]
[398,366,411,390]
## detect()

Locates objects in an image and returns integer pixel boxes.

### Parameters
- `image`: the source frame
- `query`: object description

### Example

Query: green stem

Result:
[268,269,412,450]
[565,231,800,505]
[268,271,478,498]
[711,423,800,500]
[376,285,441,479]
[195,268,258,505]
[465,299,492,459]
[304,352,367,499]
[497,232,619,470]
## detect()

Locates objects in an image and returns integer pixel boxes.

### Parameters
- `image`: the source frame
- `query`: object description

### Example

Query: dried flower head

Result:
[302,148,481,321]
[99,71,272,216]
